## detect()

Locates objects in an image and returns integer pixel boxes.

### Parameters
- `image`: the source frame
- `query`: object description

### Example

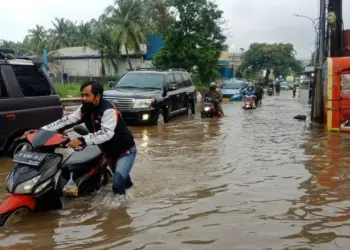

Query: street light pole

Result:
[312,0,326,123]
[293,14,319,66]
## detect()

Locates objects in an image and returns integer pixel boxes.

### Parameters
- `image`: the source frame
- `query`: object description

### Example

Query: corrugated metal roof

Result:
[49,47,99,57]
[49,45,147,58]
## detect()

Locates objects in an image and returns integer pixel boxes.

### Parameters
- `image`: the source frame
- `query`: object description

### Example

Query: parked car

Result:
[104,68,197,125]
[0,55,63,156]
[280,81,290,90]
[220,81,246,101]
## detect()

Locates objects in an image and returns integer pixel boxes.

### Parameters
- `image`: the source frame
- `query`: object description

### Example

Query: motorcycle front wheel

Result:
[0,207,32,227]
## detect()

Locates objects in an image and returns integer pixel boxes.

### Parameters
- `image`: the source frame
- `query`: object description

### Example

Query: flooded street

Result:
[1,91,350,249]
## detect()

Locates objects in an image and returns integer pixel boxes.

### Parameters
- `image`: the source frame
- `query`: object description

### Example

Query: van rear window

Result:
[12,65,52,97]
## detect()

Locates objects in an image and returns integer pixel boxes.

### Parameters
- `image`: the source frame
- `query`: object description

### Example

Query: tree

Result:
[142,0,175,35]
[50,18,75,49]
[105,0,146,70]
[90,22,120,78]
[28,25,47,54]
[153,0,226,84]
[240,43,303,84]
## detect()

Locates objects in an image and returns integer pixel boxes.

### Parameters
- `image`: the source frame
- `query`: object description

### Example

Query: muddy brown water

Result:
[1,91,349,249]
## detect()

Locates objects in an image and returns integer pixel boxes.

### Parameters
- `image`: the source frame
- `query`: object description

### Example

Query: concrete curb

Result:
[61,98,80,106]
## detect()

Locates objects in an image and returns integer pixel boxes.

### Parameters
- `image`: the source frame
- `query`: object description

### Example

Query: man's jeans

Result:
[112,146,137,195]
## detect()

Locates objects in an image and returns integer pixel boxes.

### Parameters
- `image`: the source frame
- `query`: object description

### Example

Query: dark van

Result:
[0,54,63,156]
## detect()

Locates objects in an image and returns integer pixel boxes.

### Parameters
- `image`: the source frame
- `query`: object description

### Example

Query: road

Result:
[1,91,349,249]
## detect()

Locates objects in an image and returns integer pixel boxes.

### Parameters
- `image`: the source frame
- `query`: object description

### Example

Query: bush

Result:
[192,75,208,90]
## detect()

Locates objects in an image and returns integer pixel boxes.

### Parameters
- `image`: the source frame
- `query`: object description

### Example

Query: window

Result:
[342,74,350,91]
[12,65,52,96]
[115,73,165,89]
[0,70,9,98]
[182,73,192,87]
[174,74,184,88]
[166,74,175,84]
[221,83,244,89]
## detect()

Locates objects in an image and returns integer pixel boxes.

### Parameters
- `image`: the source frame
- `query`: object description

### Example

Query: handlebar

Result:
[61,137,85,151]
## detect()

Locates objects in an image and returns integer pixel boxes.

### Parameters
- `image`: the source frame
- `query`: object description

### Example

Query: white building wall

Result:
[57,57,144,77]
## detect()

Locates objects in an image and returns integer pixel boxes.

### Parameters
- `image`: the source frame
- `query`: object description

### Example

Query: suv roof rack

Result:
[168,68,187,72]
[136,68,160,71]
[0,51,16,61]
[0,54,43,67]
[15,56,43,66]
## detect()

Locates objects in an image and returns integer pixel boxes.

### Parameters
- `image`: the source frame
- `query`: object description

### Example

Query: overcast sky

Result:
[1,0,349,58]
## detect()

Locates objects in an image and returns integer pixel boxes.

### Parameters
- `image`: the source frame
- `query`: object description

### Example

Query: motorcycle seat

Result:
[62,146,103,172]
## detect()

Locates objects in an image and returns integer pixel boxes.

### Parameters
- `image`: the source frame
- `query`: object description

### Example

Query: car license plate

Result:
[223,98,230,102]
[13,151,47,167]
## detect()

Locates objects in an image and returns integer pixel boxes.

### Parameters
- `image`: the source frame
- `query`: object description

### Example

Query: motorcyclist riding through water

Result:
[205,82,224,117]
[241,84,257,108]
[25,81,137,196]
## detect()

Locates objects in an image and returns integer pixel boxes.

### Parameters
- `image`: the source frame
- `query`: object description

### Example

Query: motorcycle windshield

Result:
[29,130,66,148]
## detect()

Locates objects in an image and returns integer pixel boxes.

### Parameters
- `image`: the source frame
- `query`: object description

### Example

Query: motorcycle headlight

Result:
[133,99,155,108]
[14,175,41,194]
[204,107,211,111]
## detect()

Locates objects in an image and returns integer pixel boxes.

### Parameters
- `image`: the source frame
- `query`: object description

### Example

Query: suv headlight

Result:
[133,99,155,108]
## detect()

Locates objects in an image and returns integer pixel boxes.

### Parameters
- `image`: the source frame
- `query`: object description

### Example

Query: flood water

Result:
[1,91,350,249]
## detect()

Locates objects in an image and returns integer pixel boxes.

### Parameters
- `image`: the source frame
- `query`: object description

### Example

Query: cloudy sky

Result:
[1,0,349,58]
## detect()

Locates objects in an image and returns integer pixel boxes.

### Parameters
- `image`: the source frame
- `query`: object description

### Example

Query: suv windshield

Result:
[115,73,165,89]
[221,83,243,89]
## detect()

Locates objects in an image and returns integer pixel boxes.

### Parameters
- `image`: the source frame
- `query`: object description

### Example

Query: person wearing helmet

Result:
[255,83,264,106]
[205,82,224,117]
[241,84,257,108]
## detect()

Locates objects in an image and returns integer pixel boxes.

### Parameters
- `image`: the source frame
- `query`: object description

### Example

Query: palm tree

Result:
[77,21,92,50]
[28,25,47,54]
[50,18,75,49]
[89,23,119,78]
[105,0,146,70]
[145,0,174,35]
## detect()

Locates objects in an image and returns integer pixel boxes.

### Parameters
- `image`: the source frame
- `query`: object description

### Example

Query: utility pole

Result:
[328,0,343,57]
[312,0,326,123]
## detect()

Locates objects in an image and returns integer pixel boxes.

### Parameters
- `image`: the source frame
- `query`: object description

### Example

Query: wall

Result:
[219,67,234,78]
[219,51,229,61]
[56,57,144,78]
[144,35,164,60]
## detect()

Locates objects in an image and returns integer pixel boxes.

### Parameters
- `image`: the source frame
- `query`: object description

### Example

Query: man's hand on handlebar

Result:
[21,130,35,139]
[67,138,84,151]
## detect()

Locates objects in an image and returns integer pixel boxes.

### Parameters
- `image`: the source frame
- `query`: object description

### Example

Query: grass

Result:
[55,83,109,98]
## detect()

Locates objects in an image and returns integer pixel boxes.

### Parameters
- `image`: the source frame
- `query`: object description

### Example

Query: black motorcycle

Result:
[0,125,113,227]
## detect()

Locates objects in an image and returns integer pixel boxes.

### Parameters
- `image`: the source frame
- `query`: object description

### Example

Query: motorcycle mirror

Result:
[73,125,89,136]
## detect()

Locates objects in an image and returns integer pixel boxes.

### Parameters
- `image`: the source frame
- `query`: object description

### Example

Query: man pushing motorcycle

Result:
[25,81,136,196]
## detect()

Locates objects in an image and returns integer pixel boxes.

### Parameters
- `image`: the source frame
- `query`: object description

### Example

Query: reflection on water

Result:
[1,92,350,249]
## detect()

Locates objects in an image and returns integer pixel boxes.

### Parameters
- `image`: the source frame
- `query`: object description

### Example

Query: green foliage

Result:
[55,83,109,98]
[240,43,303,78]
[1,0,173,57]
[153,0,226,85]
[243,68,255,80]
